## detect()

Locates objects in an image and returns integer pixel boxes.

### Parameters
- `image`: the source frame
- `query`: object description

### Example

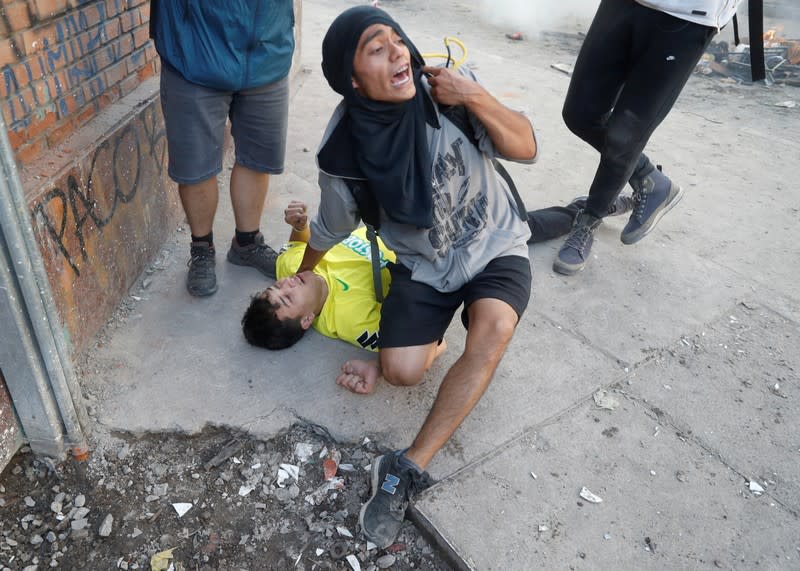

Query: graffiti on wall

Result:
[30,104,166,276]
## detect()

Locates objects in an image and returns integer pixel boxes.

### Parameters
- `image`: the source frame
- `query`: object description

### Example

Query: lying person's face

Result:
[258,271,323,323]
[351,23,415,103]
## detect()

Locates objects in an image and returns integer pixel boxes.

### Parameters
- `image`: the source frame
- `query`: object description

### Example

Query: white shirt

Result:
[635,0,744,29]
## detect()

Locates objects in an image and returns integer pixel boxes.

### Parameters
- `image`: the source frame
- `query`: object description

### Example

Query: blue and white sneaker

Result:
[359,452,433,549]
[621,166,683,245]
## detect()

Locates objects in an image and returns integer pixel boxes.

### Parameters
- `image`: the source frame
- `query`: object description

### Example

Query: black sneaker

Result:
[226,232,278,279]
[186,242,217,297]
[553,211,602,276]
[569,195,634,217]
[620,166,683,245]
[359,453,434,549]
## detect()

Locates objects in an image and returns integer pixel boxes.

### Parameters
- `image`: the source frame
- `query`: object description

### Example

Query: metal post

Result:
[0,116,88,459]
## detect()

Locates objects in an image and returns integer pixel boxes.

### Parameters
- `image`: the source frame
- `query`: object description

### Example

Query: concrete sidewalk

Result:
[81,0,800,568]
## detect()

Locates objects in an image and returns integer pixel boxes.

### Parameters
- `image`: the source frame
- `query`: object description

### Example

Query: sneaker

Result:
[569,195,634,217]
[553,211,602,276]
[186,242,217,297]
[620,166,683,245]
[226,232,278,278]
[359,452,434,549]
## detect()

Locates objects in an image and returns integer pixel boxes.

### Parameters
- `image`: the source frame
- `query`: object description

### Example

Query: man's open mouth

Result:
[391,64,411,87]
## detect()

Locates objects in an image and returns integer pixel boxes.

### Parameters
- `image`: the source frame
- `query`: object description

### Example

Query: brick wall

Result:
[0,0,157,166]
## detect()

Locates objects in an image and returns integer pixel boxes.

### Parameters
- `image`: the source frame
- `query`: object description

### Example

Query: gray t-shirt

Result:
[310,70,536,293]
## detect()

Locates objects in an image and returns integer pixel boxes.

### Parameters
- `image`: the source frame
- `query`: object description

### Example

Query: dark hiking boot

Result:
[226,232,278,279]
[359,452,434,549]
[569,195,635,217]
[187,242,217,297]
[621,166,683,245]
[553,211,602,276]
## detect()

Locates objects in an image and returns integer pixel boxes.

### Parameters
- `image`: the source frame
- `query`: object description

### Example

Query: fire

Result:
[763,26,784,43]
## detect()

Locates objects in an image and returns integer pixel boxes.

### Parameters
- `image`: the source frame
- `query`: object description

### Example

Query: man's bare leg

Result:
[337,340,448,395]
[230,163,269,233]
[403,298,518,469]
[179,177,219,237]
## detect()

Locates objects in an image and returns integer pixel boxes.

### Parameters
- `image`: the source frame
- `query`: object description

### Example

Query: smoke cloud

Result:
[477,0,601,36]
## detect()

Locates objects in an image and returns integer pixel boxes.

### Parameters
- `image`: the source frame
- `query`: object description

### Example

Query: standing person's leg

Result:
[561,0,635,154]
[160,63,232,296]
[359,256,530,548]
[554,0,637,275]
[610,15,715,244]
[556,4,715,275]
[226,76,290,279]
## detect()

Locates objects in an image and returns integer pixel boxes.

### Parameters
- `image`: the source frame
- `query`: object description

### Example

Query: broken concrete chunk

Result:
[593,390,619,411]
[98,514,114,537]
[172,503,192,517]
[336,525,353,538]
[294,443,315,463]
[277,464,299,487]
[579,487,603,504]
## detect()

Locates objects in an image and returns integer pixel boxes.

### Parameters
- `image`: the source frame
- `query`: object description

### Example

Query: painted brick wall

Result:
[0,370,22,470]
[0,0,157,166]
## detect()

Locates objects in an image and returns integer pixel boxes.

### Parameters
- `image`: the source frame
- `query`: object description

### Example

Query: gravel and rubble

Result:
[0,425,452,570]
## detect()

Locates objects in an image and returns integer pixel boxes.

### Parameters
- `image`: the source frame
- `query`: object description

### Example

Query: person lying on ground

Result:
[242,194,634,390]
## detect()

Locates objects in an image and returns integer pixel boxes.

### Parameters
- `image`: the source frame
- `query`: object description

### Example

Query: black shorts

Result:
[378,255,532,349]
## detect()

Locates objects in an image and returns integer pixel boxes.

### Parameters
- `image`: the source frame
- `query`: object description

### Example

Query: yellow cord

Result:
[422,36,468,70]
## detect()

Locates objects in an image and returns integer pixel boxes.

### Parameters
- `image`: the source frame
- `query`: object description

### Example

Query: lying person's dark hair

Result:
[241,295,306,350]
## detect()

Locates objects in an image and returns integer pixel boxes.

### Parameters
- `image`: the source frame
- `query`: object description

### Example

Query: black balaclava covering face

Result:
[318,6,440,228]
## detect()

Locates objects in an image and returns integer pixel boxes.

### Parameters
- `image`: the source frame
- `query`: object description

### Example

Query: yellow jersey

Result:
[276,227,395,351]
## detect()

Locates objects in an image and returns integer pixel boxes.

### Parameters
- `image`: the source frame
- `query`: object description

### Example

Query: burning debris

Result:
[696,29,800,85]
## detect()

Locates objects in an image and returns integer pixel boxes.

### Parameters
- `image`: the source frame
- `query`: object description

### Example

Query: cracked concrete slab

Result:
[630,301,800,513]
[77,0,800,567]
[416,400,799,570]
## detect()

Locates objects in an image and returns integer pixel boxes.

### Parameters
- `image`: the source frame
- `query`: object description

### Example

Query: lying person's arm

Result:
[285,200,329,271]
[423,65,537,161]
[299,172,362,272]
[284,200,311,243]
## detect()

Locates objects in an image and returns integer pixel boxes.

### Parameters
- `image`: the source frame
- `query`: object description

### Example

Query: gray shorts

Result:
[159,62,289,184]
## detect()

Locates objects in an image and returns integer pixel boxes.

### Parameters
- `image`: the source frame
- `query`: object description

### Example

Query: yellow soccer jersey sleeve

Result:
[276,227,395,352]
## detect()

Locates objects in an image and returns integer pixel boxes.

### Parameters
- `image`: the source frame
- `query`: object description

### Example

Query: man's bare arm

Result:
[284,201,310,243]
[423,66,536,161]
[298,244,328,273]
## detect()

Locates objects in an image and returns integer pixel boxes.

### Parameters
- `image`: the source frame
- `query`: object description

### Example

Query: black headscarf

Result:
[318,6,440,228]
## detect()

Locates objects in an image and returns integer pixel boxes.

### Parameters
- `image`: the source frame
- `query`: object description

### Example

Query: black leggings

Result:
[562,0,715,218]
[527,203,581,243]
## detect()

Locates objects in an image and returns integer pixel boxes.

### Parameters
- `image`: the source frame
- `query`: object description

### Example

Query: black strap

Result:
[732,13,740,46]
[748,0,765,82]
[439,104,529,221]
[365,224,384,303]
[491,158,528,222]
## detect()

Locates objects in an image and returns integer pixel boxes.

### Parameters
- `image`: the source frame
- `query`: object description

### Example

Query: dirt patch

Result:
[0,424,453,570]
